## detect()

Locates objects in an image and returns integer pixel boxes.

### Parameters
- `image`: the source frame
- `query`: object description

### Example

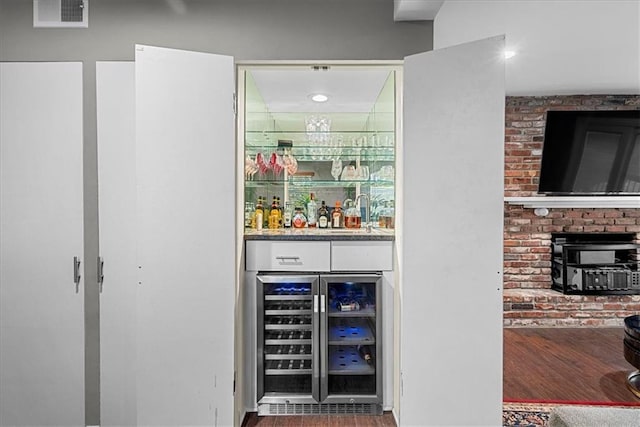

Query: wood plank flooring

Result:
[242,412,396,427]
[245,327,640,426]
[504,327,640,404]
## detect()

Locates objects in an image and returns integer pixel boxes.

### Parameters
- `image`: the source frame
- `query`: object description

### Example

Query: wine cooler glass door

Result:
[320,274,382,404]
[257,274,320,404]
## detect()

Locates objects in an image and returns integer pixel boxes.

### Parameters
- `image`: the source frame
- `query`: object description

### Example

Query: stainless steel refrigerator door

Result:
[256,274,320,404]
[320,274,383,404]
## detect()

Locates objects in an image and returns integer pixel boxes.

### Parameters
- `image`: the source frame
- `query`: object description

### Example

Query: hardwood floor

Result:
[504,327,640,404]
[245,327,639,426]
[242,412,396,427]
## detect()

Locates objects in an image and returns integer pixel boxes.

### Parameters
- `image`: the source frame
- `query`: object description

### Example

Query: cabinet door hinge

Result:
[232,93,237,117]
[97,256,105,293]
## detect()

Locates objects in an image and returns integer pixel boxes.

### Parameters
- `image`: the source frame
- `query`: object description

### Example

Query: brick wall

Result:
[502,95,640,326]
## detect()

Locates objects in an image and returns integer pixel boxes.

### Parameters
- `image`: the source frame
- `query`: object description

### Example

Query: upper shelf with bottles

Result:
[240,65,398,229]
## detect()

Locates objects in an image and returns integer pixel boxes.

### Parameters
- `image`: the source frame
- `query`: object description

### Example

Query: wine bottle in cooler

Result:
[357,345,373,365]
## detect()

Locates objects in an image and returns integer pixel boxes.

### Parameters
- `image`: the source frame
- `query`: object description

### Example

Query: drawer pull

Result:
[275,256,301,263]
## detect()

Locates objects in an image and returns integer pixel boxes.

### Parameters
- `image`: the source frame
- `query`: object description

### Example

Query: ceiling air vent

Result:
[34,0,88,28]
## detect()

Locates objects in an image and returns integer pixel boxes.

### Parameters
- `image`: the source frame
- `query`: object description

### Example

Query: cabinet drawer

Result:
[331,241,393,271]
[246,241,331,272]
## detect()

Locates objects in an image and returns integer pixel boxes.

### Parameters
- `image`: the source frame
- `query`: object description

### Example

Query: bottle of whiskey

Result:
[307,193,317,228]
[317,201,329,229]
[269,196,280,229]
[254,197,264,231]
[276,197,283,228]
[331,201,344,228]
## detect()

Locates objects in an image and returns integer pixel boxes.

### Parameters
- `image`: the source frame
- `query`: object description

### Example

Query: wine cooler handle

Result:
[313,295,318,313]
[320,295,326,313]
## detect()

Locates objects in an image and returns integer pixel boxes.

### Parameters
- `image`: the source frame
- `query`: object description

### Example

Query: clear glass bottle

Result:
[387,200,395,229]
[378,201,389,228]
[254,196,264,231]
[344,199,361,229]
[307,192,317,228]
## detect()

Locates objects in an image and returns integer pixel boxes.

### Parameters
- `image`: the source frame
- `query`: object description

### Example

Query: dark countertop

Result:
[244,228,395,241]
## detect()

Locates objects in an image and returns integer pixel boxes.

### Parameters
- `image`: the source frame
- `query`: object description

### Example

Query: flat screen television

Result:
[538,110,640,195]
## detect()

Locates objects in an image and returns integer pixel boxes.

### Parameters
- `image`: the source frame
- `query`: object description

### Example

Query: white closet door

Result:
[401,36,505,426]
[96,61,137,426]
[0,62,84,426]
[135,45,235,426]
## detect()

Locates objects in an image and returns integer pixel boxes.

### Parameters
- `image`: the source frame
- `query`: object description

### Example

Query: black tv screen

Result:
[538,110,640,195]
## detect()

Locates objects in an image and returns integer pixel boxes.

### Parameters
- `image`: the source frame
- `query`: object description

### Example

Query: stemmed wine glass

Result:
[331,158,342,181]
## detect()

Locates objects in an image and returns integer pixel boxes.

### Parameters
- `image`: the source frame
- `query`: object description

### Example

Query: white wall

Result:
[434,0,640,95]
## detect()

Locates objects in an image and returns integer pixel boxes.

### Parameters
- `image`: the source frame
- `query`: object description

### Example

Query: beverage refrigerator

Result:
[256,273,382,415]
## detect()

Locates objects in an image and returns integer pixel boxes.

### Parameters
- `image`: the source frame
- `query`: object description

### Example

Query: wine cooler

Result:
[256,273,382,415]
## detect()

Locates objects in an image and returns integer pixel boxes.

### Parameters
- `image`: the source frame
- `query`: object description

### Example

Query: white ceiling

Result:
[432,0,640,96]
[250,67,392,114]
[249,0,639,115]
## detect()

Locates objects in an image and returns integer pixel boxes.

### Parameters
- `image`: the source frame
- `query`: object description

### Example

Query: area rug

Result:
[503,401,640,427]
[503,402,554,427]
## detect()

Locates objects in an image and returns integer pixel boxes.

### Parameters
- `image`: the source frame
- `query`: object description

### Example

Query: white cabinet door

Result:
[96,61,137,426]
[0,62,85,426]
[135,45,235,426]
[401,36,505,426]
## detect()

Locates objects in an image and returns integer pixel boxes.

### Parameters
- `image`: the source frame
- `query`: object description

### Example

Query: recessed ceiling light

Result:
[504,50,516,59]
[311,94,329,103]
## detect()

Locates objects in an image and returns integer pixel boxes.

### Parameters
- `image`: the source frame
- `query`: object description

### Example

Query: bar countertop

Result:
[244,228,395,241]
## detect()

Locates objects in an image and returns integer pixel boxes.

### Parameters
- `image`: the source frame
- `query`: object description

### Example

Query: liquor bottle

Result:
[317,201,329,229]
[276,197,283,228]
[378,201,389,228]
[268,196,280,229]
[254,197,264,231]
[357,345,373,365]
[307,193,317,228]
[292,206,307,228]
[337,299,360,312]
[387,200,395,229]
[344,199,361,229]
[283,201,293,228]
[331,201,344,228]
[244,202,254,228]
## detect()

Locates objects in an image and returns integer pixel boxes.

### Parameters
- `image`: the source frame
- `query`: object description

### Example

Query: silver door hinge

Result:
[73,256,81,293]
[97,256,104,293]
[232,93,237,116]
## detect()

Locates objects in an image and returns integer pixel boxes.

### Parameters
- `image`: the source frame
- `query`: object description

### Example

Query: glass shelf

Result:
[245,179,394,188]
[245,130,395,135]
